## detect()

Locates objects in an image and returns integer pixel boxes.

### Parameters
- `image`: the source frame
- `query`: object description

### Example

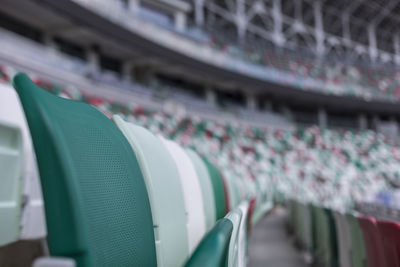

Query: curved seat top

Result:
[14,74,156,267]
[159,137,206,253]
[185,218,233,267]
[185,148,216,231]
[113,115,189,267]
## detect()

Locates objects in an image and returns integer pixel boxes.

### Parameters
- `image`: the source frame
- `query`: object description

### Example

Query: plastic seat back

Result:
[346,213,366,267]
[14,73,156,267]
[160,138,206,253]
[0,84,45,240]
[185,219,233,267]
[377,220,400,267]
[324,208,338,267]
[333,211,351,267]
[202,157,227,220]
[225,207,243,267]
[185,148,216,231]
[113,116,189,266]
[0,121,22,246]
[358,215,387,267]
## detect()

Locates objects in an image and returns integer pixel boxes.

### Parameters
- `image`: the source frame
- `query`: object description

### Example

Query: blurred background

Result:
[2,0,400,266]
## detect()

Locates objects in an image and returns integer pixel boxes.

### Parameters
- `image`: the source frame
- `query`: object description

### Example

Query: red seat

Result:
[358,215,387,267]
[377,220,400,267]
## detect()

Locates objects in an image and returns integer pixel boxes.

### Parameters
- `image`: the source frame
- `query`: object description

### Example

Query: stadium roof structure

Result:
[187,0,400,66]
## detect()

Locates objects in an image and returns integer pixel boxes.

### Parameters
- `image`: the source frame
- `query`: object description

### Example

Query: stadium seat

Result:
[14,73,157,267]
[0,121,22,246]
[184,218,233,267]
[358,215,387,267]
[376,219,400,267]
[202,157,228,220]
[225,207,242,267]
[333,211,352,267]
[0,83,45,240]
[185,148,217,231]
[237,201,250,267]
[160,138,206,253]
[113,115,189,267]
[324,208,339,267]
[346,213,367,267]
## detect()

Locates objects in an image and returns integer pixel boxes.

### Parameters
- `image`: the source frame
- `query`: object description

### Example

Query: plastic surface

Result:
[225,207,243,267]
[333,211,352,267]
[113,115,189,267]
[346,213,367,267]
[185,218,233,267]
[160,138,206,253]
[358,215,387,267]
[14,73,157,267]
[0,121,22,246]
[0,83,46,240]
[185,148,216,231]
[202,157,227,220]
[377,220,400,267]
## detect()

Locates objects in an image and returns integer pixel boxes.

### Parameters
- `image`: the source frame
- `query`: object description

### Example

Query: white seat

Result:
[0,84,46,240]
[113,115,189,267]
[160,137,206,253]
[0,121,22,245]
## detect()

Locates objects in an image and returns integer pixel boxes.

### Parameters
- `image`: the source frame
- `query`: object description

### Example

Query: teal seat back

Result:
[113,115,189,267]
[202,157,227,220]
[185,219,233,267]
[14,74,156,267]
[0,121,22,246]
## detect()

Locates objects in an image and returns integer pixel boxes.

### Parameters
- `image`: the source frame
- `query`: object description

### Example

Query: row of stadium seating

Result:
[288,199,400,267]
[1,64,398,212]
[0,73,265,266]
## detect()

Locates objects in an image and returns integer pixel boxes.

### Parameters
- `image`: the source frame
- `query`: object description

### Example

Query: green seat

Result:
[202,157,227,220]
[14,73,156,267]
[0,121,22,246]
[346,213,367,267]
[186,148,216,231]
[113,115,189,267]
[185,218,233,267]
[324,208,338,267]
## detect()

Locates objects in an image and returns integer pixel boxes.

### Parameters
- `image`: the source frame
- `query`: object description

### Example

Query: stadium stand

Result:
[4,1,400,266]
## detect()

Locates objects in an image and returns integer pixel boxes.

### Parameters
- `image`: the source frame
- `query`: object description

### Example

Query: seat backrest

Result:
[160,138,206,253]
[376,220,400,267]
[333,211,351,267]
[201,157,227,220]
[0,121,22,246]
[0,83,45,240]
[237,201,249,267]
[225,207,243,267]
[345,213,366,267]
[14,73,156,267]
[324,208,338,267]
[184,218,233,267]
[185,148,216,231]
[113,115,189,267]
[358,215,387,267]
